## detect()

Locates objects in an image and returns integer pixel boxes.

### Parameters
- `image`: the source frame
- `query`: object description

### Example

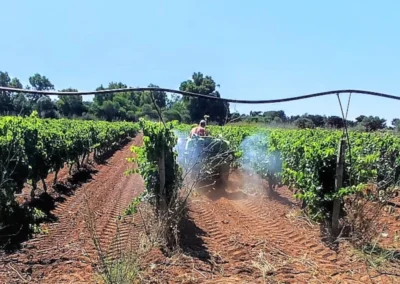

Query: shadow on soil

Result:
[0,167,98,252]
[94,138,130,165]
[43,167,97,215]
[54,167,98,196]
[1,138,133,253]
[266,187,297,207]
[179,212,211,263]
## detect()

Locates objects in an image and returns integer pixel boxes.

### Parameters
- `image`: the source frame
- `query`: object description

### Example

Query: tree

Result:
[263,110,287,122]
[303,114,325,127]
[10,78,23,89]
[37,96,59,118]
[326,116,344,128]
[392,118,400,129]
[361,116,386,132]
[29,74,54,90]
[355,115,366,123]
[126,110,137,121]
[288,115,300,122]
[250,111,262,117]
[0,72,23,114]
[165,98,190,123]
[28,73,54,103]
[91,82,143,121]
[13,94,31,115]
[294,118,315,129]
[163,109,183,122]
[139,104,159,120]
[101,101,121,121]
[271,117,283,124]
[179,72,229,125]
[166,94,181,109]
[94,82,128,105]
[57,88,86,117]
[0,71,14,114]
[148,84,167,109]
[228,112,242,123]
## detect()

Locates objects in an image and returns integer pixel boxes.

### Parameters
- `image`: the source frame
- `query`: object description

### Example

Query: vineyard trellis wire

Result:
[2,86,400,103]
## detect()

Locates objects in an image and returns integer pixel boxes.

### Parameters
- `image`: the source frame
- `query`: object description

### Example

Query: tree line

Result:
[0,70,396,131]
[0,71,229,125]
[233,111,393,132]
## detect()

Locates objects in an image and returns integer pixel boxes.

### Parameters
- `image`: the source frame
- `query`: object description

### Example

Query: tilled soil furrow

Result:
[231,198,344,282]
[107,220,137,259]
[2,139,398,284]
[230,195,389,283]
[0,136,144,283]
[189,201,261,282]
[222,200,313,282]
[183,191,347,283]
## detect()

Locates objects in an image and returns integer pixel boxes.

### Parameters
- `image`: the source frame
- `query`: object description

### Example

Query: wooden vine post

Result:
[332,138,346,236]
[158,146,166,212]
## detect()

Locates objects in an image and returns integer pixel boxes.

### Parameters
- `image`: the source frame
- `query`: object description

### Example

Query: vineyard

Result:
[0,113,139,241]
[173,124,400,218]
[1,119,399,283]
[122,120,400,282]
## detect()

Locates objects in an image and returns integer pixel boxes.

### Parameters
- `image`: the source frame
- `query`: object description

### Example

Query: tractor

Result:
[182,134,234,188]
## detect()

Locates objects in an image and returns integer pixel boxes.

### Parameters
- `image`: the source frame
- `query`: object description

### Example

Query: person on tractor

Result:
[190,119,209,138]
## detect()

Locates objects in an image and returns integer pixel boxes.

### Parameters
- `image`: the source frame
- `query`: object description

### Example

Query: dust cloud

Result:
[238,132,282,194]
[172,129,189,170]
[172,129,204,184]
[172,130,282,196]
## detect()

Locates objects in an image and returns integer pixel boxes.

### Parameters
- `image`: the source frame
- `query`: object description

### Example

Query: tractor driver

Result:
[190,120,209,138]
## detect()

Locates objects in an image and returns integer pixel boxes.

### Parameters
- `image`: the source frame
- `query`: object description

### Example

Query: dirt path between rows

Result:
[141,173,399,283]
[0,135,144,284]
[0,134,399,283]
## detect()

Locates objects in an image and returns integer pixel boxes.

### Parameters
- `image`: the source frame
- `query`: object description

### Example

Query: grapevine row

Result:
[127,119,183,250]
[0,112,139,198]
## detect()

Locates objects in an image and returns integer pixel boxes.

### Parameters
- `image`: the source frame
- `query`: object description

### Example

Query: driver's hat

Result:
[200,120,206,127]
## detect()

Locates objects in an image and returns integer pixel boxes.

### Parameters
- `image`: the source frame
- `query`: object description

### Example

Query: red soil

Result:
[0,135,144,283]
[0,135,399,283]
[140,172,400,283]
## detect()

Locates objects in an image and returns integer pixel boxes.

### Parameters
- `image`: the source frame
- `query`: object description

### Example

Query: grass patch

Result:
[356,244,400,268]
[95,253,139,284]
[252,250,276,281]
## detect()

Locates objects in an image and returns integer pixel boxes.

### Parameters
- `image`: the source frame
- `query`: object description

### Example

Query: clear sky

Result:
[1,0,399,124]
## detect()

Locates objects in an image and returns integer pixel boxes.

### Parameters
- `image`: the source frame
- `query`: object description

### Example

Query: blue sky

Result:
[1,0,399,124]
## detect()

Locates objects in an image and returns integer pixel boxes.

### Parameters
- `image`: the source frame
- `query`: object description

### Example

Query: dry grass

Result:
[338,188,400,280]
[92,252,140,284]
[342,195,383,247]
[251,250,276,282]
[351,236,400,269]
[251,240,347,283]
[82,191,147,284]
[286,208,317,229]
